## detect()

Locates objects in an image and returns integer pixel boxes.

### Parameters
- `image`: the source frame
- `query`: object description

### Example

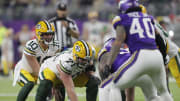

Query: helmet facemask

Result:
[72,40,93,68]
[35,20,55,46]
[74,54,91,68]
[40,32,55,45]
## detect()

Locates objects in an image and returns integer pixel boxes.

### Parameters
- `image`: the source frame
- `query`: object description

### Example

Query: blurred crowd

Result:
[0,0,180,21]
[0,21,34,76]
[0,0,180,77]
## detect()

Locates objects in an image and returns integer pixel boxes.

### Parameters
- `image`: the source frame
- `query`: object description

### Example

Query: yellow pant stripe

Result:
[41,68,90,87]
[113,51,137,82]
[73,72,89,87]
[175,56,180,71]
[19,69,37,84]
[166,40,169,53]
[18,81,25,87]
[42,68,57,82]
[168,55,180,87]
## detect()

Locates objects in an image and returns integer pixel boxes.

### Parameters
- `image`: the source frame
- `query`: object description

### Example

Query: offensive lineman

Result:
[13,20,60,101]
[35,40,99,101]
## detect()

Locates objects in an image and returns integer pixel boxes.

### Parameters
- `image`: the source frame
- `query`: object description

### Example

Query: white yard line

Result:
[0,93,34,97]
[0,93,85,97]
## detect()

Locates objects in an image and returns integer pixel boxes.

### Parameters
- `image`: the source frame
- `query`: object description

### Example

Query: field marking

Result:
[0,93,85,97]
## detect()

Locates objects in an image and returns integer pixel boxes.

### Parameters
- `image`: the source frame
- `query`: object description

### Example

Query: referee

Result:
[49,2,80,51]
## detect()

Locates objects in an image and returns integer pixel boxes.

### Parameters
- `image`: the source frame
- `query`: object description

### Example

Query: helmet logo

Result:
[75,45,81,52]
[36,24,41,29]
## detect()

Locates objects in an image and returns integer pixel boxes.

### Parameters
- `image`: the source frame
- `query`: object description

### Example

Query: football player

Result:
[35,40,100,101]
[104,0,173,101]
[140,4,180,88]
[98,38,159,101]
[51,45,100,101]
[13,20,60,101]
[155,20,180,87]
[121,5,176,101]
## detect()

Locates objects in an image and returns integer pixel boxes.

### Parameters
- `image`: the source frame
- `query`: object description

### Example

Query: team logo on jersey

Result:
[36,24,41,29]
[75,45,81,52]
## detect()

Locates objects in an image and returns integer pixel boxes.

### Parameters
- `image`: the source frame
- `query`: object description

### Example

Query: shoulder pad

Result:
[112,16,121,25]
[24,39,38,55]
[48,17,58,22]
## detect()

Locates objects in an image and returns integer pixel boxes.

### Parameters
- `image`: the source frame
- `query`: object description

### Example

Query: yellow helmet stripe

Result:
[81,40,89,56]
[43,20,51,31]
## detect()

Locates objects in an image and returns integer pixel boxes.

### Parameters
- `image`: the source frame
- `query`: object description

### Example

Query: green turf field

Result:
[0,76,180,101]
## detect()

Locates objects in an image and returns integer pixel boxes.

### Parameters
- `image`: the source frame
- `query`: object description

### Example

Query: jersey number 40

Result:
[130,18,155,39]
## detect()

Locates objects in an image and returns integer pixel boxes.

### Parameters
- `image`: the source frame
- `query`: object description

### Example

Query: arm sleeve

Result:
[23,40,37,56]
[112,16,122,29]
[58,54,73,75]
[155,34,167,64]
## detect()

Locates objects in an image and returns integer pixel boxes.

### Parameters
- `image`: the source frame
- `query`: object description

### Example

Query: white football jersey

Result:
[40,48,87,80]
[19,39,60,73]
[155,21,179,58]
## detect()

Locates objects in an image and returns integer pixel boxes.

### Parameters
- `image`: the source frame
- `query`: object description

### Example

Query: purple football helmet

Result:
[118,0,139,13]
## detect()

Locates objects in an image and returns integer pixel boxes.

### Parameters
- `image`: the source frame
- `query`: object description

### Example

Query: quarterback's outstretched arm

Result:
[25,54,40,76]
[56,64,78,101]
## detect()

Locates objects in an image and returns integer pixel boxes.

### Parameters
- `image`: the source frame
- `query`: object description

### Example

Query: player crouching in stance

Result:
[35,40,99,101]
[13,20,60,101]
[98,38,159,101]
[100,0,173,101]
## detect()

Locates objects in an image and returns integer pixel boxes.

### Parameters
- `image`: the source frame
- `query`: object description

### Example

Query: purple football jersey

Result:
[98,38,131,73]
[113,12,157,53]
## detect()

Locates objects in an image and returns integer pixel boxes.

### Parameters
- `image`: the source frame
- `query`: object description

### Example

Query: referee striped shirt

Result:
[49,17,79,51]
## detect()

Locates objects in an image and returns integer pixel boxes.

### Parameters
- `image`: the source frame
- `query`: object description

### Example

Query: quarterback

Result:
[35,40,99,101]
[13,20,60,101]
